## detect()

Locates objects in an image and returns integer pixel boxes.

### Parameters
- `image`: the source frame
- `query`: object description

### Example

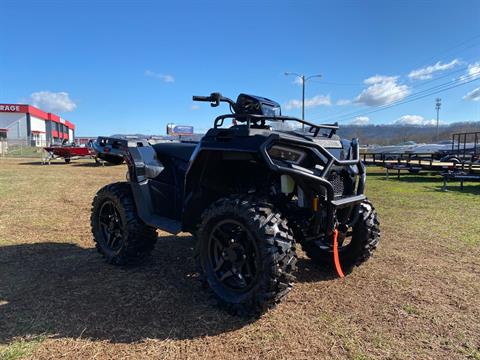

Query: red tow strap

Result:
[333,229,345,278]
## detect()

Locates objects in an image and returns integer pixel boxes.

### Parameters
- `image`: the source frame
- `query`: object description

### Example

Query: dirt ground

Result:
[0,157,479,360]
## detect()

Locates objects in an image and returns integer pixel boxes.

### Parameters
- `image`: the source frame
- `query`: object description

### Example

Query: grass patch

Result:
[0,336,45,360]
[0,158,478,359]
[402,304,419,315]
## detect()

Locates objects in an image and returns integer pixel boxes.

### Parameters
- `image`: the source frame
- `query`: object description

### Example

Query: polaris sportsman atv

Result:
[90,92,380,315]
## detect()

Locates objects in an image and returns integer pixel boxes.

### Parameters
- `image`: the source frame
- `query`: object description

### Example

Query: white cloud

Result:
[284,95,331,110]
[408,59,460,80]
[351,116,369,125]
[394,115,437,126]
[463,87,480,101]
[460,62,480,81]
[355,75,410,106]
[191,104,200,110]
[29,91,77,113]
[145,69,175,83]
[336,99,352,106]
[395,115,424,125]
[363,75,398,85]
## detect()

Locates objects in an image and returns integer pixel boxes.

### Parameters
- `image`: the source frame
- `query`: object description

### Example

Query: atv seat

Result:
[152,142,197,162]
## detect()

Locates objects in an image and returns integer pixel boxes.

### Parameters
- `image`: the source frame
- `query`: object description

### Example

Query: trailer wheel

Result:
[91,182,157,265]
[196,196,297,316]
[301,199,380,274]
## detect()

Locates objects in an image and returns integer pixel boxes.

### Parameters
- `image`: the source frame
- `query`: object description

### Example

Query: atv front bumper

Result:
[260,135,366,234]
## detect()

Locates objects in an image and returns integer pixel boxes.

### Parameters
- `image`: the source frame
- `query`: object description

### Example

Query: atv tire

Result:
[91,182,157,265]
[302,199,380,274]
[196,196,297,316]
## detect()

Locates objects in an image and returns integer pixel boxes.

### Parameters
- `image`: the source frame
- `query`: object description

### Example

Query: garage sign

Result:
[0,104,21,112]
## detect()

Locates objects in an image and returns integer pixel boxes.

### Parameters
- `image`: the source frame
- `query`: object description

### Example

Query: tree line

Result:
[337,121,480,145]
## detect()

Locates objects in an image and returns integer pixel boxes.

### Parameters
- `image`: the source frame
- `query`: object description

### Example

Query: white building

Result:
[0,103,75,146]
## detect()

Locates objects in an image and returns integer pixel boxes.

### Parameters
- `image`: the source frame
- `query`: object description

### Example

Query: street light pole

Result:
[285,72,322,132]
[301,75,305,121]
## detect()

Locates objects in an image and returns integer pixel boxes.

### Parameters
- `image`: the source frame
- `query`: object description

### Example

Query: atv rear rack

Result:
[214,114,339,138]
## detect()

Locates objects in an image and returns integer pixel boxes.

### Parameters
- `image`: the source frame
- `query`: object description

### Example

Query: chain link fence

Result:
[0,137,46,158]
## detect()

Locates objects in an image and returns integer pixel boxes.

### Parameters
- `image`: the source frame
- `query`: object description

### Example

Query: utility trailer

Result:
[440,131,480,190]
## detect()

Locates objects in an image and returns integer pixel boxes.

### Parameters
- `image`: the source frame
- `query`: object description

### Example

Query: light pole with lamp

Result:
[284,72,322,131]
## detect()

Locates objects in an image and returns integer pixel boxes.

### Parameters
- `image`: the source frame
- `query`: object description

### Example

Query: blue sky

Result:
[1,0,480,136]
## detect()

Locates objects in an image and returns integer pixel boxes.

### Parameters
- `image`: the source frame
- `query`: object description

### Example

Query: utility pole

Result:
[435,98,441,141]
[285,72,322,132]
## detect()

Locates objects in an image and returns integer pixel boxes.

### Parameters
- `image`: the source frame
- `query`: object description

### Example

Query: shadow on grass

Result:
[0,236,254,344]
[295,258,338,283]
[367,171,442,182]
[71,162,124,167]
[367,169,480,193]
[434,184,480,195]
[17,160,121,167]
[18,161,58,166]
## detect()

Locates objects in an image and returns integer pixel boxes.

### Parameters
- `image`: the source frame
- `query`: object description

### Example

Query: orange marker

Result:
[333,229,345,278]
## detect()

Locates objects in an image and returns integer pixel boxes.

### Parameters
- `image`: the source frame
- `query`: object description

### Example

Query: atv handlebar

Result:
[193,93,237,109]
[192,95,212,102]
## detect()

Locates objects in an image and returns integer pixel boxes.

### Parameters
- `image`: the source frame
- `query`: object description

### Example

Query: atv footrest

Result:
[331,195,366,208]
[147,214,182,235]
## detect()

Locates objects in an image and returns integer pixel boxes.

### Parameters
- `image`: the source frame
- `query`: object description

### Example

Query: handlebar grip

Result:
[192,96,212,102]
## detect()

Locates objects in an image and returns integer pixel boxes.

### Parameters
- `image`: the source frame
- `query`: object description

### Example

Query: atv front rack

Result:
[260,135,366,234]
[214,114,339,138]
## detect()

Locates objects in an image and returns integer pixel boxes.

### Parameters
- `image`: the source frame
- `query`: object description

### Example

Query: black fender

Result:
[126,143,182,234]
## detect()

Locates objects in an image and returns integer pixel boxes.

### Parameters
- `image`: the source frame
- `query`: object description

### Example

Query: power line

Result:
[302,36,480,121]
[305,64,471,120]
[309,69,480,122]
[325,74,479,122]
[314,75,480,122]
[413,33,480,68]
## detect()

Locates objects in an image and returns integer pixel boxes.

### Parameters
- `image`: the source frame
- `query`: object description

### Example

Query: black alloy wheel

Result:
[208,219,259,292]
[196,196,297,316]
[91,182,157,265]
[98,200,124,253]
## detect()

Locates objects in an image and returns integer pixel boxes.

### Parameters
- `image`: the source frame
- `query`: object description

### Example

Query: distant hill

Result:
[336,121,480,145]
[110,133,204,142]
[109,121,480,146]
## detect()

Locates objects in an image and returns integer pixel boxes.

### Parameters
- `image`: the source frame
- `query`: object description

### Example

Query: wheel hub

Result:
[98,200,123,250]
[223,243,246,265]
[208,220,258,291]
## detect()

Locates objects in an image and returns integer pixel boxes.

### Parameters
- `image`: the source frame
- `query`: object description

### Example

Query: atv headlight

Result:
[268,145,306,164]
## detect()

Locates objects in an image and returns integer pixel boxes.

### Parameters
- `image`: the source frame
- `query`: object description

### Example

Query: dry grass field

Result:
[0,157,479,360]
